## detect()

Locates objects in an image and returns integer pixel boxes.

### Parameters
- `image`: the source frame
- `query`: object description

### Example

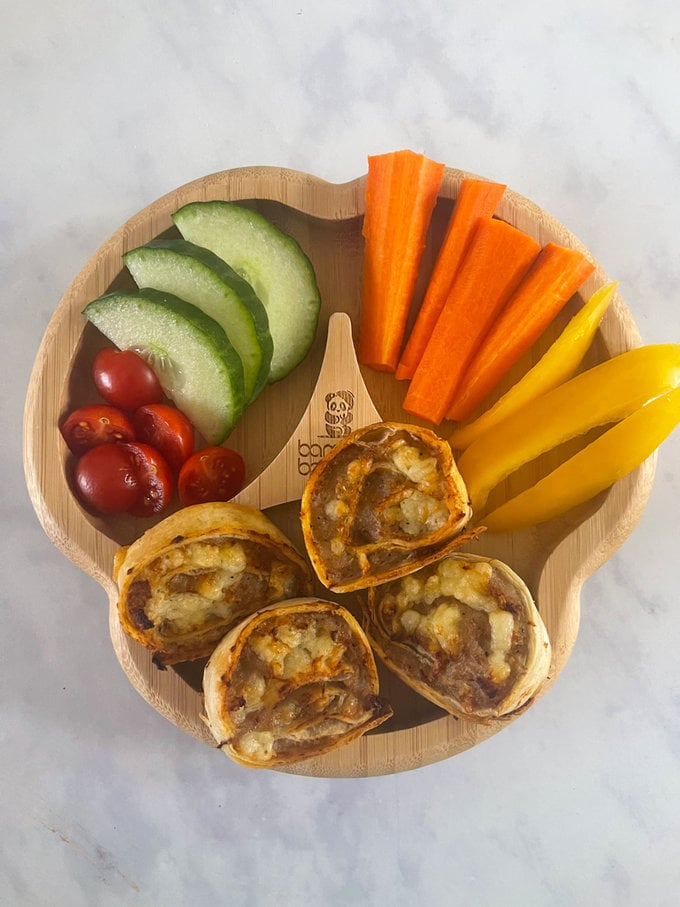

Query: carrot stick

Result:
[447,243,595,422]
[402,218,540,424]
[395,177,506,381]
[358,150,445,372]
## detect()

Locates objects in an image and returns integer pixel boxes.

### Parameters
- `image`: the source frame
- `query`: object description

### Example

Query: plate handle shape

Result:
[233,312,381,510]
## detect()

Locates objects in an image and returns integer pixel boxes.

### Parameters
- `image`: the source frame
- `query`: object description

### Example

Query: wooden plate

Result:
[23,165,654,777]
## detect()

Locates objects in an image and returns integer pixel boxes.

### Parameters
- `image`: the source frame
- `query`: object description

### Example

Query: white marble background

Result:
[3,1,679,905]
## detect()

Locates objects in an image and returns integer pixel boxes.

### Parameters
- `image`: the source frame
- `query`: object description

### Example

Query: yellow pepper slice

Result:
[449,282,617,450]
[482,386,680,532]
[457,343,680,512]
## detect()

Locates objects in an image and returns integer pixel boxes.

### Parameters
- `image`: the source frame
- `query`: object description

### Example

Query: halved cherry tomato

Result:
[92,348,164,411]
[122,442,174,518]
[178,446,246,506]
[61,404,135,457]
[74,444,141,514]
[133,403,194,473]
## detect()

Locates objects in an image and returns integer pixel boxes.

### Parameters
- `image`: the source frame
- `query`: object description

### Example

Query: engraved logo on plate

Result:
[297,389,355,475]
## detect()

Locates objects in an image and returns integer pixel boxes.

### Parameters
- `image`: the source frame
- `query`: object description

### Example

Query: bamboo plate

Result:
[23,165,655,777]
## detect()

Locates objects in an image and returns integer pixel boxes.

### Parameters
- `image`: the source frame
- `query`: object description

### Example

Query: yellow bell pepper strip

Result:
[457,343,680,513]
[449,282,617,451]
[482,386,680,532]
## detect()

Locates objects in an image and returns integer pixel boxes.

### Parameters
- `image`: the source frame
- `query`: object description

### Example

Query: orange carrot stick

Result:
[358,150,445,372]
[402,217,541,424]
[395,177,506,381]
[447,243,595,422]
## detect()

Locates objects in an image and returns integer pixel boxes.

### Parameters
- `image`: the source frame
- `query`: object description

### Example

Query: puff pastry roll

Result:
[300,422,473,592]
[203,598,393,768]
[113,503,313,666]
[366,553,551,721]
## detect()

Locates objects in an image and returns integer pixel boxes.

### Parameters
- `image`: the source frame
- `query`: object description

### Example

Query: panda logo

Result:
[324,390,354,437]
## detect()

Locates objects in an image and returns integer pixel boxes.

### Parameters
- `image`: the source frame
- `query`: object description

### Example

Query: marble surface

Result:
[3,2,680,904]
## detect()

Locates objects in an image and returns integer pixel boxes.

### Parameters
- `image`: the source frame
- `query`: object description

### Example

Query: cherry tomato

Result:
[178,446,246,506]
[92,348,164,411]
[61,404,135,457]
[122,442,174,518]
[74,444,141,514]
[133,403,194,473]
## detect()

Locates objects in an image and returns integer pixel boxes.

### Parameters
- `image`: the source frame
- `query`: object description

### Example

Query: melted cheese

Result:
[330,537,346,556]
[155,541,247,576]
[346,458,368,482]
[401,602,462,653]
[242,673,266,709]
[390,442,438,490]
[325,498,349,521]
[147,592,225,632]
[423,602,462,653]
[394,490,449,536]
[249,624,341,680]
[238,730,275,761]
[488,609,515,682]
[393,561,496,613]
[193,567,244,600]
[437,558,496,611]
[400,608,422,635]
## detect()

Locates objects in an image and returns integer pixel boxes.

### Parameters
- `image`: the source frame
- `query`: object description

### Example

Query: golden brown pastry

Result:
[203,598,393,768]
[365,553,551,721]
[300,422,473,593]
[113,503,313,666]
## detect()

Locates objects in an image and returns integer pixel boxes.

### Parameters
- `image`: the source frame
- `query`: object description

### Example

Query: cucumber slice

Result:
[124,239,273,403]
[173,201,321,383]
[83,288,245,444]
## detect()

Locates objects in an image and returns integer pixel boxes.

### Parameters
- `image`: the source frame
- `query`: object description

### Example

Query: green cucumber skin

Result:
[83,288,245,444]
[173,201,321,383]
[123,239,273,403]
